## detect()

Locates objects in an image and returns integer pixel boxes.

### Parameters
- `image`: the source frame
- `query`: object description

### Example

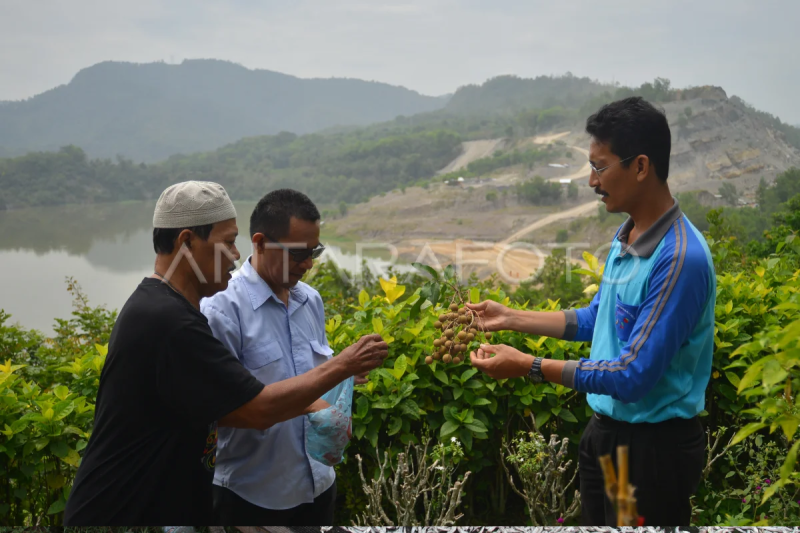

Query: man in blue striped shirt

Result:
[469,97,715,526]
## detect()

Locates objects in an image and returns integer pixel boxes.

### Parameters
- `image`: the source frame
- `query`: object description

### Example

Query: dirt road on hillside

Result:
[398,238,590,283]
[339,132,600,284]
[405,133,597,281]
[531,131,571,144]
[532,131,591,183]
[501,132,596,243]
[437,139,506,174]
[548,146,591,183]
[500,199,600,244]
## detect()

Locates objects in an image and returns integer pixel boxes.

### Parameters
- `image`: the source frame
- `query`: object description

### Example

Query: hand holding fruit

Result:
[426,300,492,366]
[465,300,514,332]
[338,334,389,375]
[470,343,533,380]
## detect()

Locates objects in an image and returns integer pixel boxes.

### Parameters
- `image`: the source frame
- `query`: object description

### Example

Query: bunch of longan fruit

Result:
[424,301,492,366]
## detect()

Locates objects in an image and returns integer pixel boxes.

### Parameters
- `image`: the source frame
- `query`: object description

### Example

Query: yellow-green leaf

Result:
[60,449,81,467]
[725,300,733,315]
[738,361,766,393]
[53,400,74,421]
[95,343,108,356]
[379,276,406,303]
[582,251,599,272]
[779,439,800,481]
[762,359,788,387]
[524,337,547,352]
[778,416,799,440]
[358,289,370,306]
[725,372,741,388]
[392,355,408,380]
[760,481,784,503]
[404,318,428,337]
[325,315,342,335]
[371,317,384,335]
[470,287,481,303]
[755,266,765,278]
[54,385,70,401]
[731,422,766,445]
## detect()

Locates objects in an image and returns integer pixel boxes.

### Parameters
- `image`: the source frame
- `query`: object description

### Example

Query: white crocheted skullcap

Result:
[153,181,237,228]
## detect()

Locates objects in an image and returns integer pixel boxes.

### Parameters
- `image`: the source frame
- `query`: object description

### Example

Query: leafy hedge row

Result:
[1,229,799,526]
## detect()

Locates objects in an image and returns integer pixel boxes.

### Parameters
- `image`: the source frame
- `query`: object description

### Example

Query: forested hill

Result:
[2,74,800,211]
[0,130,466,209]
[0,59,447,162]
[444,73,615,115]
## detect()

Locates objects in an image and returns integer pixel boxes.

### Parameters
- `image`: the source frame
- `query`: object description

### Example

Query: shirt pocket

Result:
[309,339,334,367]
[241,339,288,383]
[615,294,641,343]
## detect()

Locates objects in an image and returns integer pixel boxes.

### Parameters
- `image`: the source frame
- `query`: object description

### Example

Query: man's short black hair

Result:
[250,189,320,239]
[152,224,213,254]
[586,96,671,181]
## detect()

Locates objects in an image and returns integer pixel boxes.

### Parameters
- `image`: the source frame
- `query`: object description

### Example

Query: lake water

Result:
[0,201,407,334]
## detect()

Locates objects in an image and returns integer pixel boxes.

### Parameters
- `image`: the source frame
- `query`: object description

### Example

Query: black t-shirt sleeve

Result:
[158,319,264,426]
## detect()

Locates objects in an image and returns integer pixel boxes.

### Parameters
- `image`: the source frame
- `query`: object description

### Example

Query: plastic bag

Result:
[306,376,354,466]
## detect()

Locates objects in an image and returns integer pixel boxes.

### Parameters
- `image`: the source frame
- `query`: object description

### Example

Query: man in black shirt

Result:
[64,181,388,525]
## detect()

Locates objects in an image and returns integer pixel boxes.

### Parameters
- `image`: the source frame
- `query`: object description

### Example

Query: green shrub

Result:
[2,208,800,525]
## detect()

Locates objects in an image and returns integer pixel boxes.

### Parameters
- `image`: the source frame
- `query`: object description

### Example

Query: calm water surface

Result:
[0,201,406,334]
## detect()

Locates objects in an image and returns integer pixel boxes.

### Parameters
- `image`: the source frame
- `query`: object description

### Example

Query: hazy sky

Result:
[2,0,799,123]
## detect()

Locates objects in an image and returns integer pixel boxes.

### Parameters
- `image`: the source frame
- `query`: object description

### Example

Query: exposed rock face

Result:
[662,89,800,196]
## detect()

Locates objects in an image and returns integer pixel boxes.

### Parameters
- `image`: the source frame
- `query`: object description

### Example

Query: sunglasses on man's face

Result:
[264,235,325,262]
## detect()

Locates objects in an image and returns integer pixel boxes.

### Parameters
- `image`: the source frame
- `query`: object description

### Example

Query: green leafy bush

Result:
[2,202,800,525]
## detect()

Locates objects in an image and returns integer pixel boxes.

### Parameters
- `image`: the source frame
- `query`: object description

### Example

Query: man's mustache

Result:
[595,186,609,197]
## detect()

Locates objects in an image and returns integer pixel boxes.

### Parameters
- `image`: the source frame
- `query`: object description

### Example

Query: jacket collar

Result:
[617,197,683,258]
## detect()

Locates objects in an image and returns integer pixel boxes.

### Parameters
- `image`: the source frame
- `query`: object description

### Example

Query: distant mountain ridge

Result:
[2,67,799,211]
[444,73,616,115]
[0,59,448,162]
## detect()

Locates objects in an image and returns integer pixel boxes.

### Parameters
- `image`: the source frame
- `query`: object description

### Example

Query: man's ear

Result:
[636,155,651,183]
[251,233,264,252]
[177,229,194,250]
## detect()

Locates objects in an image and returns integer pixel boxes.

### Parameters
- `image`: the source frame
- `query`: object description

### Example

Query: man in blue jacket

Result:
[468,97,715,526]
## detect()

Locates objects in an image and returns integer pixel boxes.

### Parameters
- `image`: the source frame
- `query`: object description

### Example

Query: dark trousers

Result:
[212,481,336,526]
[579,413,705,526]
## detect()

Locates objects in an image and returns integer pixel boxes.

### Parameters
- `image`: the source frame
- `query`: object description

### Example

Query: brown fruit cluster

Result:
[426,299,492,366]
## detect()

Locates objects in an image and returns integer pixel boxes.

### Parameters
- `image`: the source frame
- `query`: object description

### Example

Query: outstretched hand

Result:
[338,334,389,377]
[465,300,513,332]
[470,343,533,380]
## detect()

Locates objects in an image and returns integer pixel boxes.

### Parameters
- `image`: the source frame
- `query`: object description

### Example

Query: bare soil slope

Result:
[437,139,508,174]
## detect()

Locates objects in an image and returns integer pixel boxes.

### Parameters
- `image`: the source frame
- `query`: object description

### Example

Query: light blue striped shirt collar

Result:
[238,257,309,311]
